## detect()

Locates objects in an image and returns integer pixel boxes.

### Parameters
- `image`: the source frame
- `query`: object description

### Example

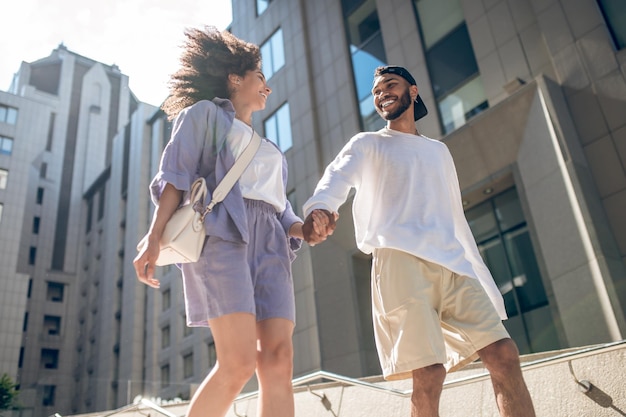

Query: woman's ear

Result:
[228,74,241,86]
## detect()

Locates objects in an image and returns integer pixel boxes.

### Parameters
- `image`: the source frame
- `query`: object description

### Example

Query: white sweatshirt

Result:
[303,128,507,319]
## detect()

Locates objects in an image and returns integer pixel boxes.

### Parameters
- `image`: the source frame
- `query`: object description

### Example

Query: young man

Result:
[303,66,535,417]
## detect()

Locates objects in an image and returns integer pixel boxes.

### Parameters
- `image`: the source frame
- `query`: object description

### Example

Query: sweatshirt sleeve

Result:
[303,135,364,216]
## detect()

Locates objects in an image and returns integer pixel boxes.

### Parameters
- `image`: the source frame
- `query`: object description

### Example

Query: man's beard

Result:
[377,89,412,120]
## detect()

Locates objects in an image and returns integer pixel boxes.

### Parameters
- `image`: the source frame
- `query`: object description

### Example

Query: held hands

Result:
[303,209,338,246]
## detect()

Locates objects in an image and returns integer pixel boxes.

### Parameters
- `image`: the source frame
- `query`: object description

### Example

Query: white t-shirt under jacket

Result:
[303,127,507,319]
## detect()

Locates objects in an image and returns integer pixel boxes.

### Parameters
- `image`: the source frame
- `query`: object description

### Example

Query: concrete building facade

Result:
[223,0,626,380]
[0,44,140,416]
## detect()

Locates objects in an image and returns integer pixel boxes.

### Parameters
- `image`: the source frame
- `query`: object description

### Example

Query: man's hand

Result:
[303,209,338,246]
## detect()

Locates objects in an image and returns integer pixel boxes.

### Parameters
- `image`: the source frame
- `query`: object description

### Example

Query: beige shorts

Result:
[372,248,510,381]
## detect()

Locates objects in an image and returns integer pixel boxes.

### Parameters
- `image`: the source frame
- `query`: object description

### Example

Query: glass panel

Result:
[466,201,498,242]
[277,104,292,151]
[426,23,479,99]
[494,188,525,232]
[261,29,285,80]
[1,137,12,155]
[7,107,18,124]
[257,0,270,15]
[439,76,487,133]
[503,228,548,312]
[344,0,387,130]
[352,34,386,103]
[478,237,518,316]
[47,282,64,302]
[0,169,7,189]
[161,364,170,387]
[264,103,293,152]
[598,0,626,49]
[415,0,464,48]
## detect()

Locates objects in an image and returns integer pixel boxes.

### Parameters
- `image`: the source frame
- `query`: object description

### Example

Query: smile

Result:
[380,99,396,109]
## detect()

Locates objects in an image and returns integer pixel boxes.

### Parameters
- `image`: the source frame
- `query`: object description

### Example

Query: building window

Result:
[36,187,44,204]
[46,282,65,302]
[414,0,487,134]
[466,188,548,317]
[98,187,106,220]
[162,325,170,349]
[0,136,12,155]
[257,0,272,15]
[29,247,37,265]
[0,105,18,125]
[44,315,61,335]
[598,0,626,49]
[86,197,93,233]
[342,0,387,131]
[33,217,41,234]
[264,102,293,152]
[18,347,24,368]
[161,364,170,388]
[46,112,56,151]
[42,385,56,406]
[208,342,217,367]
[40,162,47,178]
[261,28,285,80]
[183,352,194,379]
[0,169,7,189]
[23,312,28,332]
[41,349,59,369]
[162,289,171,311]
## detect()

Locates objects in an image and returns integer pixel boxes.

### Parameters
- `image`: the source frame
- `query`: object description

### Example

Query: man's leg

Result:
[411,364,446,417]
[478,338,536,417]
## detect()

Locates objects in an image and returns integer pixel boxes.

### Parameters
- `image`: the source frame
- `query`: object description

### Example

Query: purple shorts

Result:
[181,199,295,326]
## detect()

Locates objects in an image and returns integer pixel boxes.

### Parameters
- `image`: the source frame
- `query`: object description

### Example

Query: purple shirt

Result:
[150,98,302,252]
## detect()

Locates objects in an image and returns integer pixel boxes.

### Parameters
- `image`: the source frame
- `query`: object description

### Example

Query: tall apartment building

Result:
[1,0,625,416]
[0,44,144,416]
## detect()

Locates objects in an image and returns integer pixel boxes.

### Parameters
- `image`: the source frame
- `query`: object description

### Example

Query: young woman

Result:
[133,26,325,417]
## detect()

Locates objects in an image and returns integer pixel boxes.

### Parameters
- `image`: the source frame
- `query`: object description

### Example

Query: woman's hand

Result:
[133,234,162,288]
[133,183,183,289]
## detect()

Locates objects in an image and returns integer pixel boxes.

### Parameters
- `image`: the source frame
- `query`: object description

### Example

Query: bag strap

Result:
[199,129,261,221]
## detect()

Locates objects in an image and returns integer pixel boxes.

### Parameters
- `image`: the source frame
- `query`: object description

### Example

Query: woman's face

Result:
[235,68,272,111]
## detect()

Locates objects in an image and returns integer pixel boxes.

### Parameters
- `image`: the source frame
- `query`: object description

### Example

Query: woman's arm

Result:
[133,183,183,288]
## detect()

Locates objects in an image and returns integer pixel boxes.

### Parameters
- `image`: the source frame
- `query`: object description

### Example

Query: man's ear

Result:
[410,84,419,101]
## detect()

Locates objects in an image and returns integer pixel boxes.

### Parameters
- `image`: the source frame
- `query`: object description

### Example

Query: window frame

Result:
[264,102,293,152]
[260,27,286,80]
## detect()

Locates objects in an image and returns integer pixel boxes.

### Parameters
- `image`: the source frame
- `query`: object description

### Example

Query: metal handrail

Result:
[234,339,626,402]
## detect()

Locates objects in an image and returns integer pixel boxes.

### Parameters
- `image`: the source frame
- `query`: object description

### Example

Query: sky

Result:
[0,0,233,107]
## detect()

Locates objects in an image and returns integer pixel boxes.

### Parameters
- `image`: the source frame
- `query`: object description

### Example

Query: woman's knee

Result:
[218,352,257,383]
[257,340,294,377]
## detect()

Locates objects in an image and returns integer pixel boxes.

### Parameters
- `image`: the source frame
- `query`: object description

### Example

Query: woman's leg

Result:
[186,313,257,417]
[255,317,295,417]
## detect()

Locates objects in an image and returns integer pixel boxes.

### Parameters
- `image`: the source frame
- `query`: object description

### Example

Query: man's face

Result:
[371,74,413,121]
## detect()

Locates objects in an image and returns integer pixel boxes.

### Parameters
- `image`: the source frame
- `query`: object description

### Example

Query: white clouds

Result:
[0,0,232,106]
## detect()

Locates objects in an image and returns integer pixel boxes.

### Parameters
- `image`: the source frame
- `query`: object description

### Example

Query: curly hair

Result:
[161,26,261,120]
